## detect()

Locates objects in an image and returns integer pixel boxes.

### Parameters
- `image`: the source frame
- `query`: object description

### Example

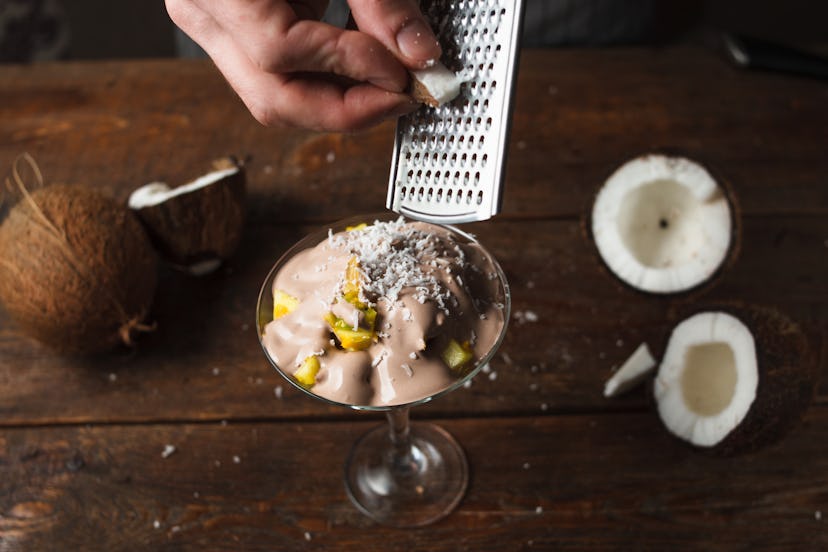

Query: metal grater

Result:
[387,0,525,224]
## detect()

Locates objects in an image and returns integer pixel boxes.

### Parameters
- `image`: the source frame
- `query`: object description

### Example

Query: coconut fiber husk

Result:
[0,168,157,354]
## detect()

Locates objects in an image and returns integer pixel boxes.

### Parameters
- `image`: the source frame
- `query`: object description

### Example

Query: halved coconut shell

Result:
[654,304,816,455]
[128,157,246,275]
[590,154,739,295]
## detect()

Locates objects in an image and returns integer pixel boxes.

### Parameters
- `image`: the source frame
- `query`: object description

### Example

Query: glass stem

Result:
[386,407,416,474]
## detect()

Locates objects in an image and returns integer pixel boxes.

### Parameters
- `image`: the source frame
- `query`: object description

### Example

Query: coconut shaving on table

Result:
[262,217,506,407]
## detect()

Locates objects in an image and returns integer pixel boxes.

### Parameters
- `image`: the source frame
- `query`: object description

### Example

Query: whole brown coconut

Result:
[0,185,157,354]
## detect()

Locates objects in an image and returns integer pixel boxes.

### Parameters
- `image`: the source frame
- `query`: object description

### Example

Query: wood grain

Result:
[1,49,826,225]
[0,215,824,425]
[0,48,826,550]
[2,410,827,551]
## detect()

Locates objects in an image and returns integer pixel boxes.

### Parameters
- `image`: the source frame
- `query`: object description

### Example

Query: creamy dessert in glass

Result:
[256,213,510,527]
[260,215,507,408]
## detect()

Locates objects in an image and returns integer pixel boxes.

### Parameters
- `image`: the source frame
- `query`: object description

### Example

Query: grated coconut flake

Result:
[328,218,465,314]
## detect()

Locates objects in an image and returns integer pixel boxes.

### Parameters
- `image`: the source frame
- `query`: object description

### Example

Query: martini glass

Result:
[256,214,510,527]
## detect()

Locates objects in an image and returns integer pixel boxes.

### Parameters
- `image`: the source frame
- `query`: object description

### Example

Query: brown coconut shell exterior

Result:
[131,159,246,271]
[0,185,158,354]
[411,75,440,108]
[712,304,816,456]
[660,302,818,456]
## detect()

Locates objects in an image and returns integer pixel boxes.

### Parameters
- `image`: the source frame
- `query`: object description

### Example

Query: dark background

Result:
[47,0,828,60]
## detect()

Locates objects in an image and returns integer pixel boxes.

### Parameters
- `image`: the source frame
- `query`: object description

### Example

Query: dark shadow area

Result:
[2,1,826,63]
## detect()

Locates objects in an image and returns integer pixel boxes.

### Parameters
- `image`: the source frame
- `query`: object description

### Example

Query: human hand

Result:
[165,0,442,131]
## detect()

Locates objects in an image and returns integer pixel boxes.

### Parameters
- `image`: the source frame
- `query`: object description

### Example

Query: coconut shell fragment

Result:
[654,304,817,456]
[0,185,158,354]
[711,305,816,455]
[128,157,246,275]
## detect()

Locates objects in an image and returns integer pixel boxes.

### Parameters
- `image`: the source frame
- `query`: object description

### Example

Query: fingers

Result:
[237,63,418,131]
[188,0,408,92]
[348,0,442,69]
[269,22,409,92]
[167,0,417,130]
[274,77,419,131]
[166,0,421,130]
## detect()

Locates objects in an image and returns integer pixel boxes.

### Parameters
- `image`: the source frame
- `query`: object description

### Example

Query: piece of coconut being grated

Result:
[410,62,463,107]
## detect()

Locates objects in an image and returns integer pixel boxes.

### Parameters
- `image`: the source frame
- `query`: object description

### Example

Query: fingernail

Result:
[396,19,441,63]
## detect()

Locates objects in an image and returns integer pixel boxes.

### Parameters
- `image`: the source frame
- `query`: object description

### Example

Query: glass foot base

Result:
[344,422,468,527]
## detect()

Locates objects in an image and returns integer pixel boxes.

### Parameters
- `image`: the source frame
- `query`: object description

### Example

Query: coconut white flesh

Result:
[411,62,462,106]
[127,167,239,209]
[603,342,656,398]
[183,258,223,276]
[591,155,732,294]
[654,311,758,448]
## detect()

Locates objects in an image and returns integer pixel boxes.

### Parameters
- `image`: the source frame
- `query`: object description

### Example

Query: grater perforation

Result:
[387,0,524,224]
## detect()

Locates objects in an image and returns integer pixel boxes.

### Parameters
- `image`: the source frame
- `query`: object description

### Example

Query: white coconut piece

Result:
[128,167,238,209]
[186,258,224,277]
[410,62,463,107]
[591,155,732,294]
[654,311,758,448]
[603,342,656,398]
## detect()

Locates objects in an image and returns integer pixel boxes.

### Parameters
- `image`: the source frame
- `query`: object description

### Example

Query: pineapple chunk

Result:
[273,289,299,319]
[326,254,378,351]
[342,256,363,307]
[324,312,376,351]
[441,339,474,372]
[346,223,367,232]
[293,355,320,387]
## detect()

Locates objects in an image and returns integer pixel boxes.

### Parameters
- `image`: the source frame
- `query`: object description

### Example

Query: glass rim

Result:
[255,212,511,412]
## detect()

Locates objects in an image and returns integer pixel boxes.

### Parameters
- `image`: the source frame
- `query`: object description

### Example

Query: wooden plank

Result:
[506,49,828,218]
[1,49,826,223]
[2,409,827,551]
[1,216,824,425]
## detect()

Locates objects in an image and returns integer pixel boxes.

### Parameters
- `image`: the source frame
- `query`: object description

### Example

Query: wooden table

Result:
[1,48,826,550]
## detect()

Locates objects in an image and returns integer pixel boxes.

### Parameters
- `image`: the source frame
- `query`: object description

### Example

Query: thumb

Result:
[348,0,442,69]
